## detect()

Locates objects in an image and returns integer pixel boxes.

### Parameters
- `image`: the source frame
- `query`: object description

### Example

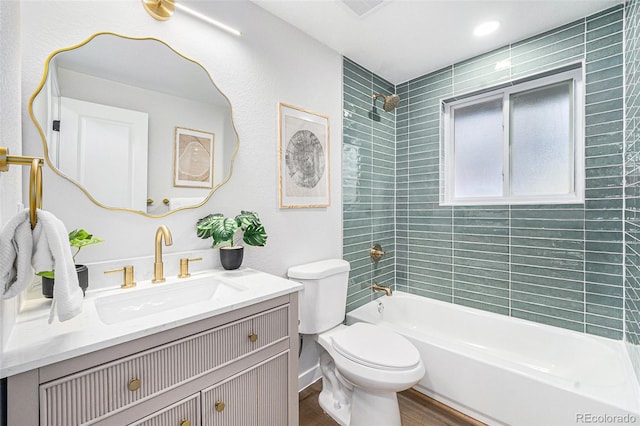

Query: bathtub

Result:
[346,291,640,426]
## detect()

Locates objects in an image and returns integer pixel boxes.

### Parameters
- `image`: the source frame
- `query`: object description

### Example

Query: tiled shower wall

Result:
[343,58,396,310]
[343,5,626,339]
[396,7,624,339]
[625,0,640,380]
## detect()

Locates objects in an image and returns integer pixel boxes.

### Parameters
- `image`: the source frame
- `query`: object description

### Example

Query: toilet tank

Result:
[287,259,350,334]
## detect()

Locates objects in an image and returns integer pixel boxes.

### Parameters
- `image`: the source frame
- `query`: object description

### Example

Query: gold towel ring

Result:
[29,158,42,229]
[0,147,44,228]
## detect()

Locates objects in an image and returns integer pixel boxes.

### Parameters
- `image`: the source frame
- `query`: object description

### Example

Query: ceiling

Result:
[253,0,622,84]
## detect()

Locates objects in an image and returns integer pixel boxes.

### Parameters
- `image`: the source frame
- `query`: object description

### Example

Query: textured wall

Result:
[7,1,343,391]
[18,0,343,277]
[0,0,22,358]
[0,0,22,419]
[343,6,625,339]
[625,0,640,382]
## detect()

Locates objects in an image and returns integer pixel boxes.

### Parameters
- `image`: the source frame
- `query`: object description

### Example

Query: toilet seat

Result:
[331,322,421,371]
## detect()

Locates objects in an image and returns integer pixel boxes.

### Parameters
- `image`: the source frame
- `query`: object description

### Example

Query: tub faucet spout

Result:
[153,225,173,283]
[372,283,392,296]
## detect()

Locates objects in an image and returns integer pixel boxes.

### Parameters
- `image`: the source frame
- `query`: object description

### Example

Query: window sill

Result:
[440,197,585,207]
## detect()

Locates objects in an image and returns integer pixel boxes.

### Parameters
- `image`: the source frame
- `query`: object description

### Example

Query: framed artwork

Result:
[278,103,330,208]
[174,126,214,188]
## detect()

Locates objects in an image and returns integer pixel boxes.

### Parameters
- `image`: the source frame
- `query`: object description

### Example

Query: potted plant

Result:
[37,228,104,298]
[196,210,267,270]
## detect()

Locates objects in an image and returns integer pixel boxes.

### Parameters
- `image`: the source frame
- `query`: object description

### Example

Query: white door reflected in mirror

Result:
[59,97,148,211]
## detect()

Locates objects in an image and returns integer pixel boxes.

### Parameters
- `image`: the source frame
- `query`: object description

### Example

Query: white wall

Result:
[8,0,343,388]
[19,0,343,275]
[1,0,23,354]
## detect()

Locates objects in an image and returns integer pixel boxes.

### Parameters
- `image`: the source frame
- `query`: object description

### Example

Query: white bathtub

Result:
[346,291,640,426]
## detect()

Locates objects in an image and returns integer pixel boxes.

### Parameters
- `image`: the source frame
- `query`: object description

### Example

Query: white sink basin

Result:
[94,277,243,325]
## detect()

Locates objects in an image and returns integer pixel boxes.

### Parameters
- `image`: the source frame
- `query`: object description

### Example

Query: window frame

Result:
[440,66,584,206]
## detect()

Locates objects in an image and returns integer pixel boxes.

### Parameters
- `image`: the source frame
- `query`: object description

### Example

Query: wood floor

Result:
[299,380,485,426]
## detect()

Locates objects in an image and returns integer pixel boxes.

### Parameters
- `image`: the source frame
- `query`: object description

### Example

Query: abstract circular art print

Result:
[285,130,325,189]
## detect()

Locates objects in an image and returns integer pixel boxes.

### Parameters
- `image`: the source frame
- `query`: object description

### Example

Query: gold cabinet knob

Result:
[180,420,191,426]
[128,378,141,392]
[248,333,258,343]
[215,400,225,412]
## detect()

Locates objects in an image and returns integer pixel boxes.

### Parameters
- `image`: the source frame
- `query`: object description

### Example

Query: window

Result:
[441,67,584,205]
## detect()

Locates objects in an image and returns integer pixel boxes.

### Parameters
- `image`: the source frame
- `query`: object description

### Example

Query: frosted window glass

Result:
[510,82,572,196]
[453,99,503,198]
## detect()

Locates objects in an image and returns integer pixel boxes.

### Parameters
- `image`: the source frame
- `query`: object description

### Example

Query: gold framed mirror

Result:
[29,32,239,217]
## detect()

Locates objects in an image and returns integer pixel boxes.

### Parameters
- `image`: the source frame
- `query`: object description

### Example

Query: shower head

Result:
[373,93,400,112]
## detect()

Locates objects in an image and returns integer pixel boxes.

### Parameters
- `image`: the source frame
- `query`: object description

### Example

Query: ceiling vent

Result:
[341,0,386,17]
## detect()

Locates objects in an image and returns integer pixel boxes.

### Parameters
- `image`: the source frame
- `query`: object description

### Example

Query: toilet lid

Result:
[331,323,421,370]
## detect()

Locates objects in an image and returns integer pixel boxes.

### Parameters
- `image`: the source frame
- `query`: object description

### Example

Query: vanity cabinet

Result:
[7,293,298,426]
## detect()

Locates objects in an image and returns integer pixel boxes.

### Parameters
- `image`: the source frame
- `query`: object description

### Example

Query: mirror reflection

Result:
[30,32,239,216]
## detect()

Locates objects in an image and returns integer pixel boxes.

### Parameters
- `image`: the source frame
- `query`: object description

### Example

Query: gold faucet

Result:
[104,265,136,289]
[153,225,173,283]
[178,257,202,278]
[373,283,392,296]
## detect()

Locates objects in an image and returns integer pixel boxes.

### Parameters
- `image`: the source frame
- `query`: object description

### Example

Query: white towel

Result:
[0,209,34,299]
[32,210,83,323]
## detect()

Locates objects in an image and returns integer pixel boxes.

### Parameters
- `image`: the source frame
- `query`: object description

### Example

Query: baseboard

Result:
[298,365,321,392]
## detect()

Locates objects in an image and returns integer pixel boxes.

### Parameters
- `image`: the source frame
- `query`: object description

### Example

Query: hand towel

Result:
[32,210,83,323]
[0,209,34,299]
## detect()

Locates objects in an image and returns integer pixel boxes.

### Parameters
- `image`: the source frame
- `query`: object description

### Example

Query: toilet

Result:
[288,259,425,426]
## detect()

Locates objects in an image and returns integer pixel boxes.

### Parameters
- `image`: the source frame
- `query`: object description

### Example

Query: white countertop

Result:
[0,268,302,378]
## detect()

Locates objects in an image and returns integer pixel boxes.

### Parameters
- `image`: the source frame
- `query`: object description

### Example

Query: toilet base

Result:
[318,387,350,426]
[350,389,401,426]
[318,352,352,425]
[319,384,402,426]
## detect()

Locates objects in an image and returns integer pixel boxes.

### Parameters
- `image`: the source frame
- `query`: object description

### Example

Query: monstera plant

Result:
[196,211,267,270]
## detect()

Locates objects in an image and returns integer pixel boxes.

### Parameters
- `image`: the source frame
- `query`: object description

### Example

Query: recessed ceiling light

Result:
[474,21,500,37]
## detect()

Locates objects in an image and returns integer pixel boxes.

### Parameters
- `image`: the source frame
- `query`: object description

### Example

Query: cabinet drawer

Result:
[40,305,289,425]
[216,305,289,365]
[129,394,200,426]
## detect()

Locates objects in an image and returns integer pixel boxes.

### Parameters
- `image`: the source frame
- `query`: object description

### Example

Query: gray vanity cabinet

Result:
[7,293,299,426]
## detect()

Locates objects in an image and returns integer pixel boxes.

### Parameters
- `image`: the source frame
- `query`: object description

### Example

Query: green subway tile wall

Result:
[343,5,626,339]
[398,6,624,339]
[625,0,640,382]
[343,58,396,310]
